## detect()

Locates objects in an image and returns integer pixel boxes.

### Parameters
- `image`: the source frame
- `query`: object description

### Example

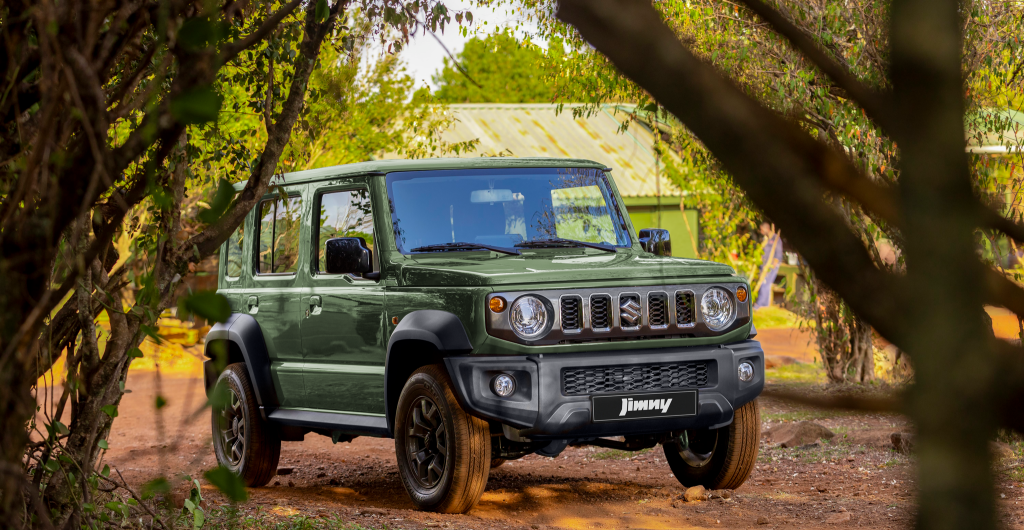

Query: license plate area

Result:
[592,390,698,422]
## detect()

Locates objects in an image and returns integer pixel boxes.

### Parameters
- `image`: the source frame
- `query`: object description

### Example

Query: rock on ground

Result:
[765,421,835,448]
[683,485,707,502]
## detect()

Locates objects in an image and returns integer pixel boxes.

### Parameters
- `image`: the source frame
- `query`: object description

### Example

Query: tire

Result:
[490,458,506,470]
[211,363,281,487]
[663,399,760,490]
[394,365,490,513]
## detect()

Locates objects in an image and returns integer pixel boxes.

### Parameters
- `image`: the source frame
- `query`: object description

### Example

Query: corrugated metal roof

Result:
[421,103,682,197]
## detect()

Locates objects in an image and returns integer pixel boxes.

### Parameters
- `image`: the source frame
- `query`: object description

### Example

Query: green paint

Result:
[622,196,699,258]
[218,158,749,415]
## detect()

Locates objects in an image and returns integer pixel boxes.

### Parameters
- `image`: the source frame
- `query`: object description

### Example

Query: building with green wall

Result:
[415,103,700,257]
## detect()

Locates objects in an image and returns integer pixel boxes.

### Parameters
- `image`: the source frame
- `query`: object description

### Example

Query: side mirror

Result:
[324,237,373,275]
[638,228,672,257]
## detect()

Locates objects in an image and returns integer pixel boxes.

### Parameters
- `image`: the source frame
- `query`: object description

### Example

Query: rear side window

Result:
[257,195,303,274]
[316,189,376,273]
[225,224,244,278]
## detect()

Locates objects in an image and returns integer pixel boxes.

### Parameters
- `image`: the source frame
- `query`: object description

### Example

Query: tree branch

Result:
[218,0,303,65]
[734,0,897,135]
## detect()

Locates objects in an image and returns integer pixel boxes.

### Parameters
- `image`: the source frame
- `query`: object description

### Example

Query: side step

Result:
[267,408,390,438]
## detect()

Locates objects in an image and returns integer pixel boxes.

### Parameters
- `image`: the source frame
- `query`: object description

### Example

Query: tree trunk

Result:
[848,315,874,383]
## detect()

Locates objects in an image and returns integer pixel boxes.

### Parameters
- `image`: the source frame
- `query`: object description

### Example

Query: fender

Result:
[384,310,473,434]
[204,313,279,410]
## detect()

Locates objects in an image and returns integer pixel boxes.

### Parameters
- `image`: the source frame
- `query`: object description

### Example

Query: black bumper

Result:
[444,340,764,440]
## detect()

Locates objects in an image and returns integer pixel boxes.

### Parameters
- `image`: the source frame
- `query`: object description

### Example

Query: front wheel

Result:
[211,363,281,487]
[663,399,760,490]
[394,365,491,513]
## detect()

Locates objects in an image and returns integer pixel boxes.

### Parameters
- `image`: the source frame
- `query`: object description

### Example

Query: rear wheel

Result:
[664,399,760,489]
[395,365,491,513]
[211,363,280,487]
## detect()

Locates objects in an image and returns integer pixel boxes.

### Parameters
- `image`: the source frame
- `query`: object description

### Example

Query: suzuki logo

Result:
[620,298,641,326]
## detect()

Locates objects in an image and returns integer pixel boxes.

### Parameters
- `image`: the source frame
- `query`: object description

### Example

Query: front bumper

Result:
[444,340,764,440]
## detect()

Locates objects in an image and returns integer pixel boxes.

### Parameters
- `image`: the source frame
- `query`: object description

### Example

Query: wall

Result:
[622,196,699,258]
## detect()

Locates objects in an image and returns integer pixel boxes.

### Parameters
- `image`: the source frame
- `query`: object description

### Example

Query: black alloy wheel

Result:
[219,388,246,466]
[406,396,449,488]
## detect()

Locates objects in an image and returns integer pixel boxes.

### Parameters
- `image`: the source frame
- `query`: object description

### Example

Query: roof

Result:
[396,103,682,198]
[234,156,605,189]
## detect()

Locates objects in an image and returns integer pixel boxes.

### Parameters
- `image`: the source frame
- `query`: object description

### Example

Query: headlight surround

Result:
[701,287,736,331]
[509,295,550,339]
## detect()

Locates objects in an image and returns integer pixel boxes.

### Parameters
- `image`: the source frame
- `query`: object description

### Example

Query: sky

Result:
[395,1,540,90]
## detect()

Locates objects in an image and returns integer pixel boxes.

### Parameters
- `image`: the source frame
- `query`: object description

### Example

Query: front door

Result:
[300,184,386,415]
[251,189,307,409]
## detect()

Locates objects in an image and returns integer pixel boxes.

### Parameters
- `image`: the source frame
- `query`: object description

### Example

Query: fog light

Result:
[492,374,516,397]
[738,361,754,382]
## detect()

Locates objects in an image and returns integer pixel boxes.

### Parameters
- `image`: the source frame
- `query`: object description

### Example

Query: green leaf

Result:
[155,395,167,410]
[204,466,248,502]
[101,464,110,477]
[177,17,227,52]
[101,404,119,418]
[52,420,69,435]
[97,439,109,450]
[315,0,329,22]
[171,85,223,124]
[127,348,144,359]
[43,459,59,473]
[183,498,195,512]
[198,179,237,225]
[194,509,205,528]
[141,477,171,499]
[180,291,232,323]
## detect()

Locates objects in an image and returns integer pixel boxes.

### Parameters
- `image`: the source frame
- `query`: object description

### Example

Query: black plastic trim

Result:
[204,313,279,408]
[267,409,389,438]
[446,340,764,440]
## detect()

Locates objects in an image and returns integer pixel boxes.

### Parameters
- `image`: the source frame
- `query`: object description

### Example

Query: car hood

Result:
[397,250,736,287]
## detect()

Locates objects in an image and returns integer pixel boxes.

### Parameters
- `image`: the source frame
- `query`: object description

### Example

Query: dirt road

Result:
[92,368,1024,530]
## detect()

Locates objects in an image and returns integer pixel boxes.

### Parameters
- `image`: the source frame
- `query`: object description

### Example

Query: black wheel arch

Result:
[385,310,473,436]
[203,313,279,410]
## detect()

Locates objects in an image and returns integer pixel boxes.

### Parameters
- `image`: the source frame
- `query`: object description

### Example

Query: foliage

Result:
[433,30,565,103]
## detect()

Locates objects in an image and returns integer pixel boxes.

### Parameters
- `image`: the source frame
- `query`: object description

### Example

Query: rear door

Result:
[300,180,386,414]
[250,187,308,408]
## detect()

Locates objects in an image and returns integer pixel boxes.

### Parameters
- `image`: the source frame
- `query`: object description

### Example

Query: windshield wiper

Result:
[410,242,521,256]
[515,238,617,253]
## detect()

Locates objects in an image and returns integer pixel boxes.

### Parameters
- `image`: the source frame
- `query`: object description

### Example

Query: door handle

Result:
[247,295,259,315]
[308,295,322,317]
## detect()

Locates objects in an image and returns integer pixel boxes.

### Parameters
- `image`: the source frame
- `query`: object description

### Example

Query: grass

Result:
[762,409,847,423]
[591,447,653,460]
[752,306,808,329]
[204,512,392,530]
[765,362,826,384]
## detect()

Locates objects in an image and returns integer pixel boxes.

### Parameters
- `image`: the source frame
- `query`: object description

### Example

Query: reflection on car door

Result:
[251,189,307,408]
[300,184,386,415]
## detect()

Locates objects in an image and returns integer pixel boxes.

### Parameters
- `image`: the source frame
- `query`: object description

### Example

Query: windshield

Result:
[386,168,632,254]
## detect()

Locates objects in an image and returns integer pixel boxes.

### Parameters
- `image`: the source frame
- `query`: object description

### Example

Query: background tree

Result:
[551,0,1024,529]
[433,30,564,102]
[0,0,467,525]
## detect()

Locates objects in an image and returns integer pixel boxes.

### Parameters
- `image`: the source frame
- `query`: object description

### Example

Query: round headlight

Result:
[701,287,735,331]
[509,296,549,339]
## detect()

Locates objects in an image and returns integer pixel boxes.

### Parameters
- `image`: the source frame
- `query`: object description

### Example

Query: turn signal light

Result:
[736,286,748,303]
[489,296,507,313]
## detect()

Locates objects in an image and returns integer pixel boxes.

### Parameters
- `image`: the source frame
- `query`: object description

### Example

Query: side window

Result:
[225,224,244,278]
[257,195,303,274]
[316,189,376,273]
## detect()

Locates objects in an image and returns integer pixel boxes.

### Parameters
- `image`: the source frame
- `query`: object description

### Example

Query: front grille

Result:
[560,296,582,332]
[591,295,611,330]
[619,294,641,329]
[562,361,711,395]
[648,293,668,328]
[676,291,695,326]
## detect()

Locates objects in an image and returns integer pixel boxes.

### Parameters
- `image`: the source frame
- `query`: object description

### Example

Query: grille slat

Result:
[560,296,582,332]
[648,293,668,328]
[591,295,611,330]
[675,291,695,326]
[562,362,710,395]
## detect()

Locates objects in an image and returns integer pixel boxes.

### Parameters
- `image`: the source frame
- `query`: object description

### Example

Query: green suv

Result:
[205,158,763,513]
